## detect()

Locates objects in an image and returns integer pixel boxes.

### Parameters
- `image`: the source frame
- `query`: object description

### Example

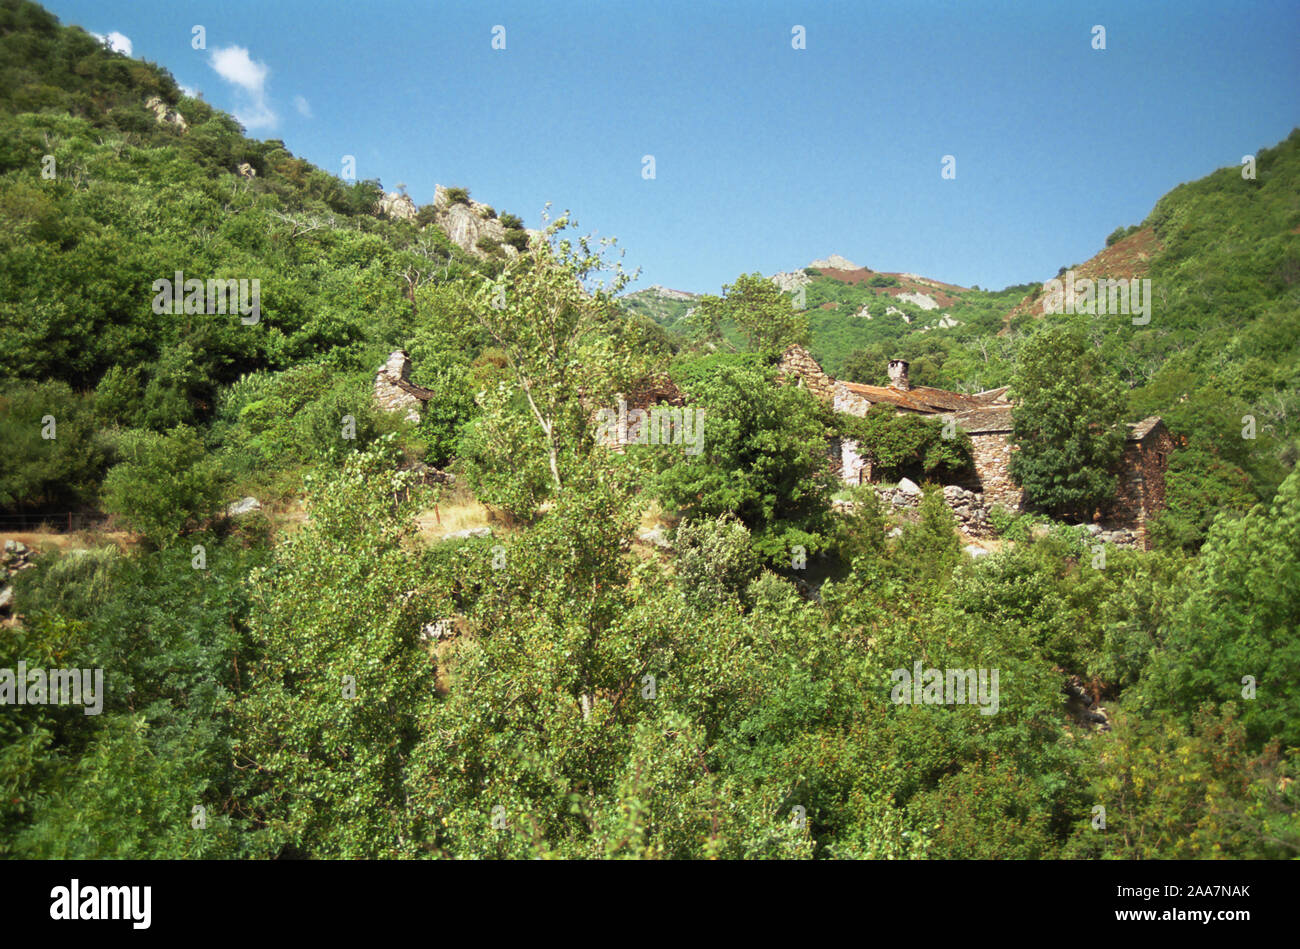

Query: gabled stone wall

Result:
[1105,422,1175,547]
[777,345,835,402]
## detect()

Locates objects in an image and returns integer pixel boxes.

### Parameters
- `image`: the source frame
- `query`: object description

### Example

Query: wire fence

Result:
[0,512,112,533]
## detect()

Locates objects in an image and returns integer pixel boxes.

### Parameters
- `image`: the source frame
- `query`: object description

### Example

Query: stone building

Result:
[373,350,435,422]
[594,373,688,451]
[777,346,1012,487]
[776,344,1169,543]
[1107,417,1175,542]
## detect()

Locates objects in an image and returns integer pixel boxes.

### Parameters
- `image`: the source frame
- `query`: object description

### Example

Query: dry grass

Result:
[1,528,136,554]
[413,498,497,543]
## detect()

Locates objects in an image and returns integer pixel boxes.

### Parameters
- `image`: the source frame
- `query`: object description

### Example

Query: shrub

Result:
[100,425,228,547]
[503,228,528,252]
[673,515,761,610]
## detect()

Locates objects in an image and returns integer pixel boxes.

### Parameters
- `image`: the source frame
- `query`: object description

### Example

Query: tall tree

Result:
[1009,325,1126,518]
[464,213,638,493]
[688,272,809,356]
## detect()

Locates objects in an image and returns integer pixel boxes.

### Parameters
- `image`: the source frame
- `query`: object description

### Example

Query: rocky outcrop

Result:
[428,184,540,258]
[770,270,812,292]
[896,291,939,310]
[226,496,261,517]
[237,162,257,179]
[144,96,187,131]
[643,284,696,301]
[377,191,418,223]
[374,185,542,259]
[809,254,860,271]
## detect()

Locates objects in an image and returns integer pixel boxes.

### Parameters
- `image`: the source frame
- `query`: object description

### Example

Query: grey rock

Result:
[445,527,493,540]
[809,254,860,271]
[144,95,188,131]
[377,191,418,223]
[637,528,673,550]
[0,586,12,609]
[227,497,262,517]
[897,477,922,497]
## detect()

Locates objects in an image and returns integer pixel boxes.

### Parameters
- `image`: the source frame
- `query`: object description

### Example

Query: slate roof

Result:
[1126,416,1164,441]
[389,376,436,401]
[951,404,1014,433]
[838,380,1003,414]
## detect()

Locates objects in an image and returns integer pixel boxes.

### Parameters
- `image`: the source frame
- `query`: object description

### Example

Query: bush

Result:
[0,380,110,513]
[674,515,761,610]
[499,212,524,230]
[100,426,228,547]
[443,186,470,205]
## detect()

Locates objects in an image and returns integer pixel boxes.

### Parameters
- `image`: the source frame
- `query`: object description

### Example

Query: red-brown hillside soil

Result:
[813,266,968,307]
[1001,225,1163,331]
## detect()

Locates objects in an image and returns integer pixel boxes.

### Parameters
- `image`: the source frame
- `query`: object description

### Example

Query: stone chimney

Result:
[887,358,911,390]
[374,350,423,422]
[380,350,411,382]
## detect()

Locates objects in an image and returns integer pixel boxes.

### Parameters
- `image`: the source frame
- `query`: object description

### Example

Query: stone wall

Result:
[846,481,994,537]
[834,483,1143,547]
[1105,425,1174,548]
[832,380,871,417]
[777,345,835,402]
[968,432,1023,512]
[840,437,868,484]
[374,350,425,422]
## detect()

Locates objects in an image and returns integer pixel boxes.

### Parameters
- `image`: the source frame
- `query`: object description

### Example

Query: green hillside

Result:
[0,0,1296,862]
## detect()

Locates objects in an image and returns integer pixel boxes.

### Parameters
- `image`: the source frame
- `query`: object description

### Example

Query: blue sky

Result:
[49,0,1300,295]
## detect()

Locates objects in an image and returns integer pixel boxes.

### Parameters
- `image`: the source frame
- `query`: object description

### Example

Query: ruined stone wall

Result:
[840,437,868,484]
[778,346,835,402]
[373,351,425,423]
[1105,427,1173,546]
[968,432,1023,511]
[833,483,1142,547]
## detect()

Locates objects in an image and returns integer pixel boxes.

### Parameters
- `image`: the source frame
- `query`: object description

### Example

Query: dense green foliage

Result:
[1009,325,1128,518]
[0,1,1296,861]
[839,404,974,484]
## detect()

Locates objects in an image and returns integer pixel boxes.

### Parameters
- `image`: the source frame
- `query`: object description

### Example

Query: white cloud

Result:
[293,95,313,119]
[208,45,277,130]
[92,31,132,56]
